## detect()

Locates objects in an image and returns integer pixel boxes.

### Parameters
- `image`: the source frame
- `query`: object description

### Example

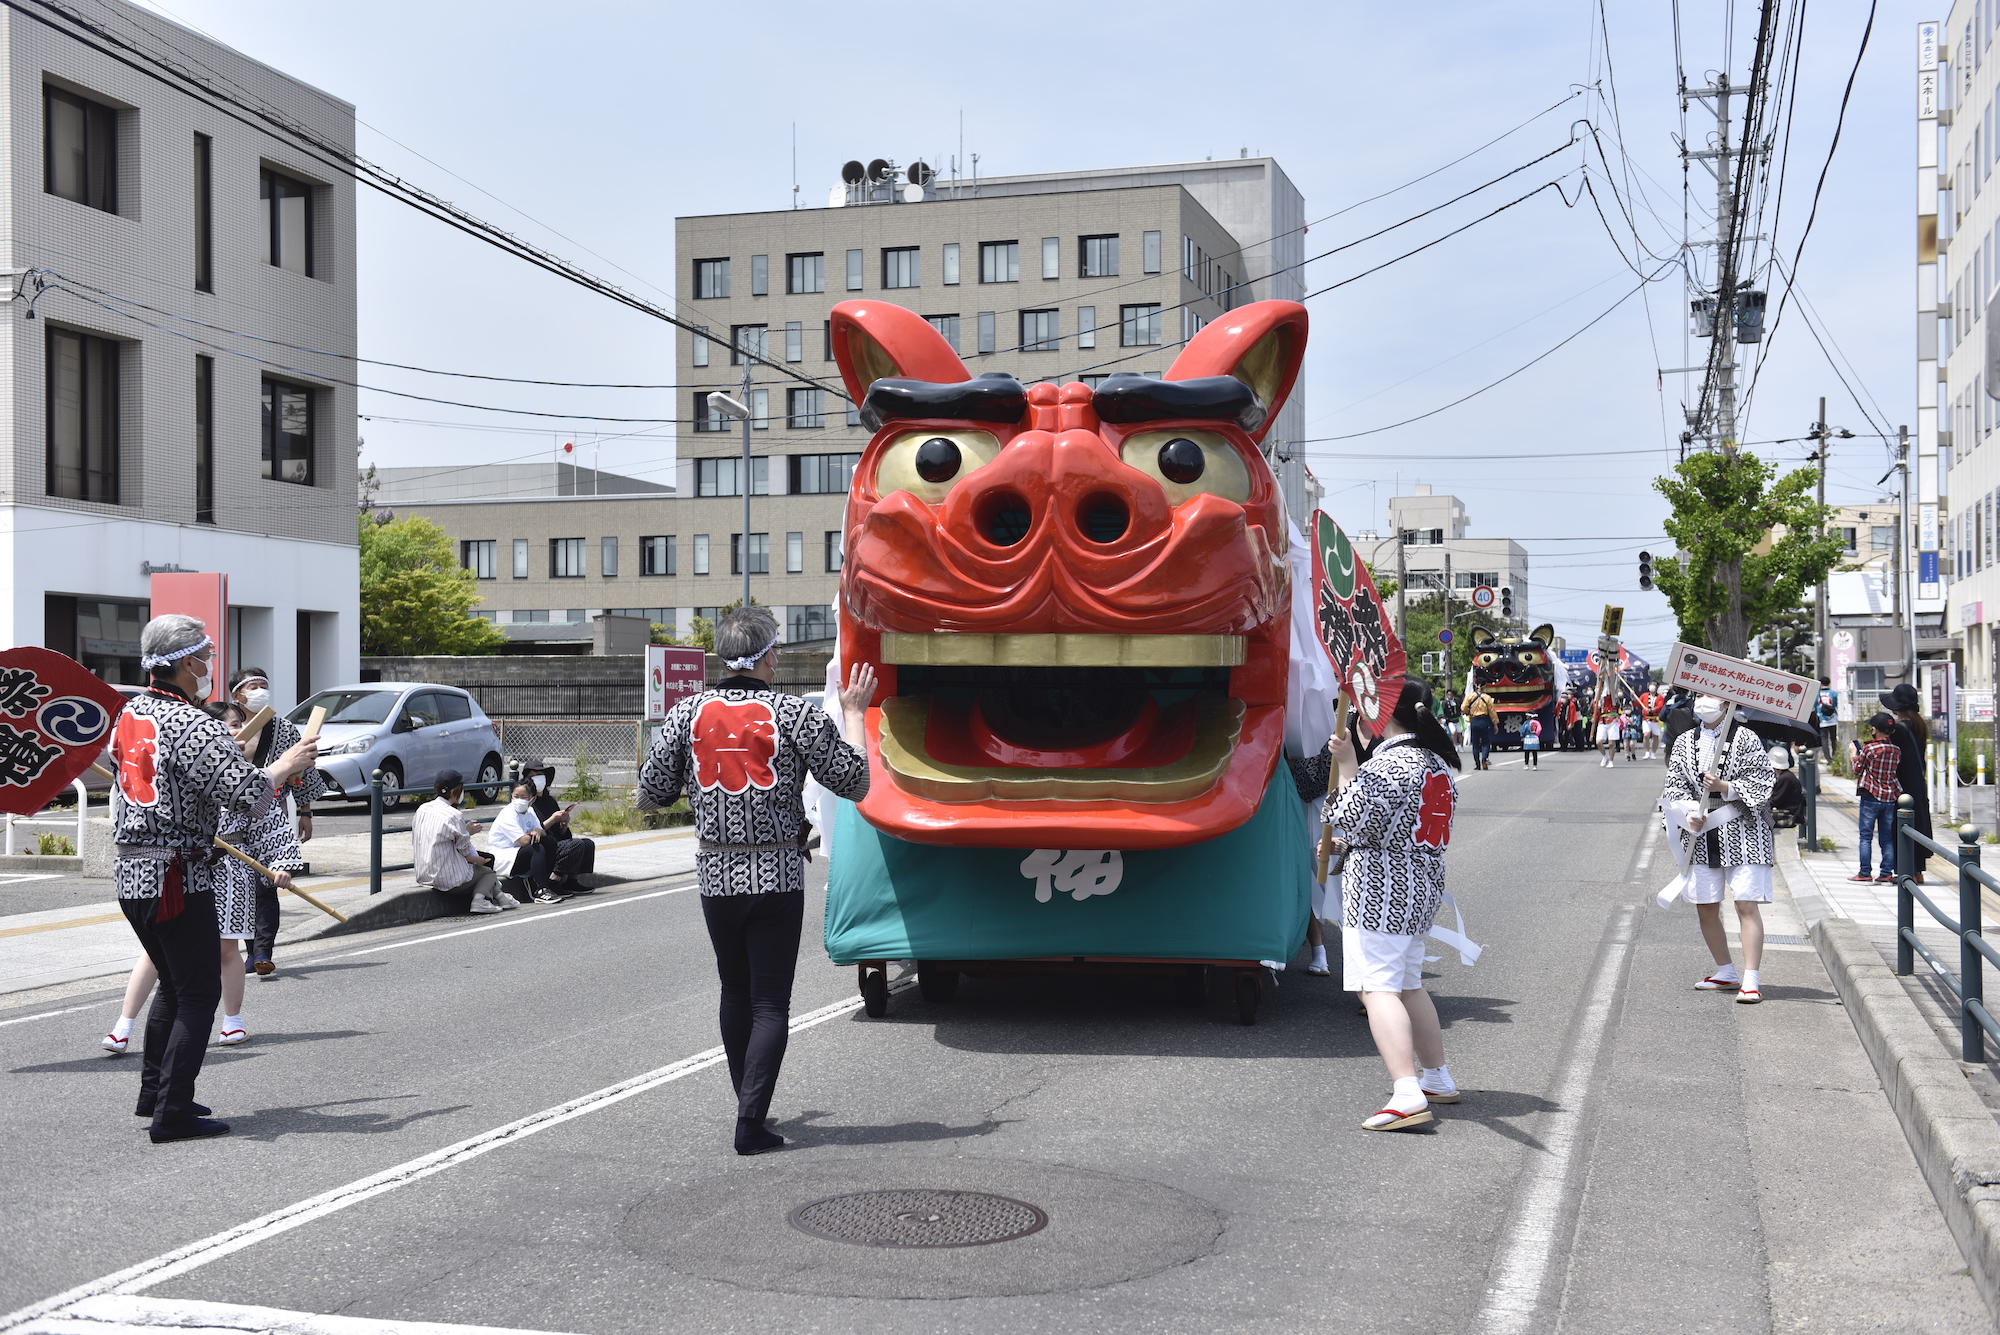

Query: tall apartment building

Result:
[3,0,358,695]
[1356,486,1531,623]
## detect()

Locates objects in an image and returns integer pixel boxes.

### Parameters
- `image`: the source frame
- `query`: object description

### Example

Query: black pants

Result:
[700,890,803,1121]
[1470,719,1493,768]
[121,891,221,1126]
[251,879,280,964]
[548,835,595,879]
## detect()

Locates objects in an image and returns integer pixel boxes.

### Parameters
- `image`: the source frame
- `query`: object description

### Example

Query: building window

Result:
[1080,234,1120,278]
[260,377,315,485]
[694,393,729,433]
[825,530,844,571]
[823,320,834,361]
[731,532,770,576]
[1871,525,1896,552]
[730,324,768,365]
[691,323,710,367]
[1183,234,1196,280]
[883,246,920,289]
[260,167,315,276]
[513,538,529,578]
[846,248,864,290]
[44,85,117,213]
[641,535,676,576]
[1143,230,1161,274]
[786,531,805,573]
[925,313,961,349]
[1839,526,1858,552]
[1120,303,1163,346]
[750,253,768,296]
[195,355,215,524]
[550,538,587,578]
[696,457,769,496]
[601,536,619,577]
[1042,236,1060,279]
[515,610,550,624]
[751,387,770,430]
[788,604,837,641]
[1021,309,1059,352]
[980,241,1020,283]
[845,402,863,427]
[787,387,826,428]
[977,311,996,354]
[1077,305,1097,349]
[785,321,803,363]
[694,258,730,298]
[193,134,213,291]
[787,252,825,294]
[693,534,711,575]
[943,242,960,285]
[461,540,497,579]
[46,327,119,504]
[790,452,859,494]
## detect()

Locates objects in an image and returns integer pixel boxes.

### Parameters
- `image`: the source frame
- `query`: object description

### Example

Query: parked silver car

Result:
[290,683,504,806]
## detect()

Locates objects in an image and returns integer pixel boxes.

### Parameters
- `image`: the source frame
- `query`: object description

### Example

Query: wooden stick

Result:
[88,763,347,923]
[299,705,327,743]
[1315,824,1334,883]
[237,705,275,748]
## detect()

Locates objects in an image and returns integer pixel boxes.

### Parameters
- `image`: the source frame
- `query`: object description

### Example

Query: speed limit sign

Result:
[1471,585,1496,610]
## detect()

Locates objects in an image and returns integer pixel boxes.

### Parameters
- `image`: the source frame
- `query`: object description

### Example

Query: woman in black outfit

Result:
[1880,683,1934,880]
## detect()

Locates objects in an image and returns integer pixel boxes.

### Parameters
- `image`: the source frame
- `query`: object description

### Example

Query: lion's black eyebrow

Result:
[860,373,1026,431]
[1091,373,1265,432]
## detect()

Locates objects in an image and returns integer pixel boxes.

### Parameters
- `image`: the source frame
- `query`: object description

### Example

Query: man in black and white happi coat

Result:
[637,606,874,1156]
[110,615,318,1143]
[1659,693,1776,1004]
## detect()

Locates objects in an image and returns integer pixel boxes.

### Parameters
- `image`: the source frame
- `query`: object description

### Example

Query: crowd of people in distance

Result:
[411,764,598,913]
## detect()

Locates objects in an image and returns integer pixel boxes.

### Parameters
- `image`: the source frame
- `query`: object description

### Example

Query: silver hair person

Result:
[138,613,212,671]
[716,606,782,671]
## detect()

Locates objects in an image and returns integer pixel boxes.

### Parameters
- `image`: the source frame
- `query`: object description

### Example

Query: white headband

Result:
[141,635,212,671]
[723,633,783,671]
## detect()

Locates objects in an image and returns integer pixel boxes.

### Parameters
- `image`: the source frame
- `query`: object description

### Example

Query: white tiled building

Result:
[0,0,357,697]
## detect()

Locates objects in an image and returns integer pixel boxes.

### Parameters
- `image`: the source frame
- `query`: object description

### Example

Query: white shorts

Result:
[1643,720,1662,739]
[1681,863,1773,904]
[1342,925,1426,992]
[1595,722,1619,743]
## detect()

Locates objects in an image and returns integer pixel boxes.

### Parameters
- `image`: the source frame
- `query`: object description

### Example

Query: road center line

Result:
[0,999,109,1029]
[1474,904,1637,1335]
[0,978,909,1333]
[328,880,698,958]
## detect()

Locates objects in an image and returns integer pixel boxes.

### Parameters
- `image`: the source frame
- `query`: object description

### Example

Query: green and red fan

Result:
[1309,510,1407,740]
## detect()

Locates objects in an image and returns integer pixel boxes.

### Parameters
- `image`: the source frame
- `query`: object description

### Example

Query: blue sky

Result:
[137,0,1909,659]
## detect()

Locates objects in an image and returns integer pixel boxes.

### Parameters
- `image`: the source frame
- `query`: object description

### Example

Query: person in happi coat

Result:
[1323,679,1465,1132]
[230,667,322,974]
[637,607,874,1156]
[110,615,317,1142]
[1660,694,1777,1004]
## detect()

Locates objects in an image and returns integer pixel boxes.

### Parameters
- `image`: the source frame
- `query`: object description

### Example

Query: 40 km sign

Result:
[1470,585,1496,610]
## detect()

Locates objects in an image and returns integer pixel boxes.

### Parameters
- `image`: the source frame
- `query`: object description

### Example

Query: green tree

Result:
[357,514,507,655]
[1651,450,1842,658]
[662,597,762,653]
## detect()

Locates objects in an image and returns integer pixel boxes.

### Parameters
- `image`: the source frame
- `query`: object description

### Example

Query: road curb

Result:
[1809,910,2000,1322]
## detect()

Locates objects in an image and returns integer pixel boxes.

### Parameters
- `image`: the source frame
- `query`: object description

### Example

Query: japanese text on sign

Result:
[1665,642,1817,722]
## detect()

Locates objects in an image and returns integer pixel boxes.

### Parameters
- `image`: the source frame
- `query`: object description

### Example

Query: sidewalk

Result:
[0,825,701,1000]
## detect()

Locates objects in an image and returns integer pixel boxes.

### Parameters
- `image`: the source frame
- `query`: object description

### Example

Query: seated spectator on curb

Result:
[1767,747,1803,828]
[523,764,598,895]
[488,782,564,904]
[413,770,514,914]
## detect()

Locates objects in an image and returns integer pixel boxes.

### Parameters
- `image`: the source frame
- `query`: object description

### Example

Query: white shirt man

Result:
[412,770,512,913]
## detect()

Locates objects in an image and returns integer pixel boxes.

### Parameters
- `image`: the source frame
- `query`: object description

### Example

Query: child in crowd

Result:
[1851,713,1903,884]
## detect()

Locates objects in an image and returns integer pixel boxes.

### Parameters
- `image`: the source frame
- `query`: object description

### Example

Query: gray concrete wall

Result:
[361,647,834,717]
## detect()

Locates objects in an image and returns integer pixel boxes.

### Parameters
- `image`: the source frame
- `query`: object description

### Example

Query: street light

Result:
[707,387,755,608]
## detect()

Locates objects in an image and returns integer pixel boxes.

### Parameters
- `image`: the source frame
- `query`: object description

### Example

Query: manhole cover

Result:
[787,1188,1048,1249]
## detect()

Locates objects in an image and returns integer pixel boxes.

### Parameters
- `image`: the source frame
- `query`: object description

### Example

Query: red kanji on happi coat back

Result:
[692,697,779,794]
[1413,769,1455,849]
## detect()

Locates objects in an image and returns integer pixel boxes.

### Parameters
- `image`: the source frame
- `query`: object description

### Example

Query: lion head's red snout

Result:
[942,430,1173,559]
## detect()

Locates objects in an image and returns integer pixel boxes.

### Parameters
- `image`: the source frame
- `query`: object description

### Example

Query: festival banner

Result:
[0,648,130,813]
[1310,510,1407,738]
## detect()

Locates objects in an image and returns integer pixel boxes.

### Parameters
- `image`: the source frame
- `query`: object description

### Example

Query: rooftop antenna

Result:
[791,122,799,209]
[971,151,979,199]
[957,108,964,197]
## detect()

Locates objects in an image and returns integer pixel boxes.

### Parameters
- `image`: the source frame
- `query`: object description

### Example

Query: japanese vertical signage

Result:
[644,645,707,722]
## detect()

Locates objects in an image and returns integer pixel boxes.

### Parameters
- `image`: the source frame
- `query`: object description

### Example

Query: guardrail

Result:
[2,779,87,857]
[1894,794,1999,1062]
[366,763,522,896]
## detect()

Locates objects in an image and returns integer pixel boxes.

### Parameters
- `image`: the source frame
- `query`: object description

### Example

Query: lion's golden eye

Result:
[874,429,1002,504]
[1118,429,1251,504]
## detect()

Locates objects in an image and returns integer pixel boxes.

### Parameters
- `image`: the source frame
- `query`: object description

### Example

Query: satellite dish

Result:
[867,157,892,183]
[901,183,925,204]
[908,159,934,186]
[841,160,866,185]
[827,184,848,208]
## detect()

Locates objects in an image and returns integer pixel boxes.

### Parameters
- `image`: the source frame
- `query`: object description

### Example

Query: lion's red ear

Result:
[829,302,970,406]
[1165,300,1307,446]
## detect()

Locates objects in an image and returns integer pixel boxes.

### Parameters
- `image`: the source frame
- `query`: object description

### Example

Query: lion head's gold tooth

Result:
[879,632,1245,669]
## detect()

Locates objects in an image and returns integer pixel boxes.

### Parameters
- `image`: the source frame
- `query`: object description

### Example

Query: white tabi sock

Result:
[1389,1076,1427,1114]
[1740,969,1761,992]
[222,1013,243,1031]
[110,1016,132,1040]
[1420,1064,1456,1094]
[1709,961,1739,982]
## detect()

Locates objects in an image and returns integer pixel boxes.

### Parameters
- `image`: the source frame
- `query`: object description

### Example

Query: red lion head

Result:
[830,299,1308,850]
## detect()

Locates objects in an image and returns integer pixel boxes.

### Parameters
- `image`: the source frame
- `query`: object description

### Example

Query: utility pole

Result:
[1395,533,1408,647]
[1812,396,1829,677]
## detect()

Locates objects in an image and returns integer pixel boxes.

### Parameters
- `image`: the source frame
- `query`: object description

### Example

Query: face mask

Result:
[241,688,272,713]
[192,670,213,700]
[510,798,531,813]
[1693,698,1727,726]
[532,775,548,792]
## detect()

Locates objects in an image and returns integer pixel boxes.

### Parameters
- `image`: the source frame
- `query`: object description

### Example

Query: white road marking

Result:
[19,1293,580,1334]
[0,873,60,886]
[1474,905,1637,1335]
[329,880,698,958]
[0,979,911,1333]
[1635,831,1657,876]
[0,1000,105,1029]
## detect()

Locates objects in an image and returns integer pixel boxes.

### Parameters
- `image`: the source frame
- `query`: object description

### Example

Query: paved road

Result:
[0,751,1985,1333]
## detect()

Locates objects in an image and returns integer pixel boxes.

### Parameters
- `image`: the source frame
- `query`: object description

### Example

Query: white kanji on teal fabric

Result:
[1019,849,1124,903]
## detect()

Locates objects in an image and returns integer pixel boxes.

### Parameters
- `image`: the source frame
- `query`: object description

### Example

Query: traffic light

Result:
[1638,550,1654,591]
[1500,586,1514,618]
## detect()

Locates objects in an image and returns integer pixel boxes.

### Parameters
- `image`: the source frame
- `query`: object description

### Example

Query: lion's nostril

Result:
[1078,493,1129,544]
[978,490,1034,546]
